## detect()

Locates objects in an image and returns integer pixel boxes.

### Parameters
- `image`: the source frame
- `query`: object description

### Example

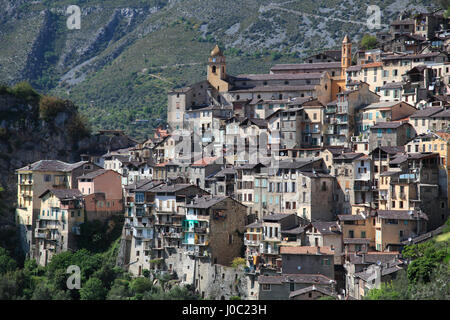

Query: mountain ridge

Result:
[0,0,438,139]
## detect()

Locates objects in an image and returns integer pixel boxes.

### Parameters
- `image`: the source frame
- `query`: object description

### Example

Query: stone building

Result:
[305,221,343,265]
[369,122,415,152]
[257,274,335,300]
[182,195,247,266]
[280,246,335,279]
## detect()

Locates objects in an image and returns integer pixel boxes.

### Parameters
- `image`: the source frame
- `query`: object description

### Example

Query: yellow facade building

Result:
[36,189,84,266]
[16,160,99,256]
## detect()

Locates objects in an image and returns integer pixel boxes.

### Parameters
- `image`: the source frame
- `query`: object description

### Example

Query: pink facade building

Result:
[78,169,123,221]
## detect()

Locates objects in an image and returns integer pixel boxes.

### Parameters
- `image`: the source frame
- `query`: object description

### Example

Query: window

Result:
[289,282,295,291]
[262,284,271,291]
[361,231,366,238]
[44,175,51,182]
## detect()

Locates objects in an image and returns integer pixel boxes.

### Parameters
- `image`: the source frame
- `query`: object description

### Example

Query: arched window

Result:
[212,65,217,74]
[279,94,282,100]
[222,66,225,74]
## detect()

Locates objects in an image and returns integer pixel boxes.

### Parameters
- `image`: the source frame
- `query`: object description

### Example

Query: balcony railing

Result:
[244,239,260,246]
[156,208,177,215]
[351,134,369,142]
[194,227,208,233]
[260,247,279,255]
[163,232,182,238]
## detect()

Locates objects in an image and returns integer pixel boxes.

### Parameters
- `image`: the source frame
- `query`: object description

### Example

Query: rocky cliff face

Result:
[0,88,135,226]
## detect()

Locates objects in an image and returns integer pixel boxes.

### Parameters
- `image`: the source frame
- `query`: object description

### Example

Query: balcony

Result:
[194,227,208,233]
[351,134,369,143]
[261,247,279,255]
[35,232,47,239]
[20,192,33,198]
[133,221,150,228]
[156,208,177,215]
[262,235,281,242]
[164,242,177,249]
[163,232,182,238]
[326,107,337,114]
[19,180,33,185]
[336,118,348,124]
[244,239,260,246]
[186,250,209,258]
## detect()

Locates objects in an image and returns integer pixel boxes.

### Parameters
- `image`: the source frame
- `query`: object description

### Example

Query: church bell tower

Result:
[341,35,352,78]
[207,45,229,92]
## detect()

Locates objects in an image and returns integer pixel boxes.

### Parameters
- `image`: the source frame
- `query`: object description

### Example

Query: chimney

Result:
[374,265,381,288]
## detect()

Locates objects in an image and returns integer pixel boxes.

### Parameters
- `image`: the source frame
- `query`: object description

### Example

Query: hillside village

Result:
[13,9,450,300]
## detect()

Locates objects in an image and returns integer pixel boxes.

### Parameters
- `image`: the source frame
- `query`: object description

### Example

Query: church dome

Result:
[210,45,223,57]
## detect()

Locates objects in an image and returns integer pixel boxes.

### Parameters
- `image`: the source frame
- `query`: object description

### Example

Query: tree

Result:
[31,282,53,300]
[80,277,106,300]
[409,263,450,299]
[10,82,40,103]
[107,279,131,300]
[0,247,17,275]
[360,34,378,50]
[364,282,402,300]
[130,277,153,295]
[0,272,19,300]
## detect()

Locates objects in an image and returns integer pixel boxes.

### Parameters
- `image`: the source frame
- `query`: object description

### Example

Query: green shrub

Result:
[10,82,40,103]
[231,257,246,268]
[80,277,107,300]
[360,34,378,50]
[39,96,72,121]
